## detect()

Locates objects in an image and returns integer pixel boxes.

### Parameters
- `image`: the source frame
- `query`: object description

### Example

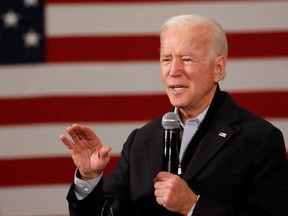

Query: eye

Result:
[182,57,193,62]
[161,56,172,63]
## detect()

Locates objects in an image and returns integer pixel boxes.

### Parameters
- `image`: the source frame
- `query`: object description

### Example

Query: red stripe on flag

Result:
[0,153,287,187]
[231,91,288,118]
[0,94,171,125]
[0,92,287,125]
[0,92,288,125]
[46,35,160,62]
[46,32,288,63]
[0,156,121,187]
[227,31,288,58]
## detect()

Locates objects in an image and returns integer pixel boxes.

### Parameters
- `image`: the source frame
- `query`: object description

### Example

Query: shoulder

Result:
[122,113,166,147]
[222,92,277,130]
[221,92,285,150]
[133,114,164,137]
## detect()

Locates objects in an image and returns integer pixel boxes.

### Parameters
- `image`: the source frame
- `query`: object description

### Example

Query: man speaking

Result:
[60,14,288,216]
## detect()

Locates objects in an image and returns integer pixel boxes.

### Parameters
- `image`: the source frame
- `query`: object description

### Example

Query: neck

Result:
[180,91,217,124]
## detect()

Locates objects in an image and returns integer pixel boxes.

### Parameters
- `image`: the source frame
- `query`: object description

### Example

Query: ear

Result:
[213,55,226,83]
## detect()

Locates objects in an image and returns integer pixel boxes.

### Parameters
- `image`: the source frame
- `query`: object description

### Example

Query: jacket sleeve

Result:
[66,178,105,216]
[65,129,139,216]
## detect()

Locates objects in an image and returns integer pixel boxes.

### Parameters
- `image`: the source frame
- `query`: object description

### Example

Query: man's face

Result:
[160,25,222,117]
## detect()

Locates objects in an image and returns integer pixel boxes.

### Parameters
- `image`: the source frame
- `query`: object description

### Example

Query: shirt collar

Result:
[174,107,209,127]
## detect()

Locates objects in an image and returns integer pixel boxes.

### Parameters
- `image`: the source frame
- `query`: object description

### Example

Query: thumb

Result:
[99,146,111,161]
[154,171,171,182]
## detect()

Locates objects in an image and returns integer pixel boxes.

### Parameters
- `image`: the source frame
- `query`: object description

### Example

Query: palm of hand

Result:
[61,124,109,179]
[71,138,103,177]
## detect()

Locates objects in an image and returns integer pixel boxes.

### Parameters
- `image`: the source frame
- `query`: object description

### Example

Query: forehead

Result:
[160,25,211,53]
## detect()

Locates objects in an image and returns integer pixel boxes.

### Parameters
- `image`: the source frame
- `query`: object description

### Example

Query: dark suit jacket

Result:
[67,87,288,216]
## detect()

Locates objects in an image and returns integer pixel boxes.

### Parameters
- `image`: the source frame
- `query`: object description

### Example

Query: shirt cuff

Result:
[187,195,200,216]
[73,169,103,200]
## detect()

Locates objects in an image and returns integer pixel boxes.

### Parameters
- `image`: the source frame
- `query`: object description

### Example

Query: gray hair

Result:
[160,14,228,59]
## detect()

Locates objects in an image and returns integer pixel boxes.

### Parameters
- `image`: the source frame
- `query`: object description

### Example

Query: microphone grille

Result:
[162,112,180,129]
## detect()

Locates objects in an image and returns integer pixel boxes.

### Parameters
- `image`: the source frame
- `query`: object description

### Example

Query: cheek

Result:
[195,64,215,82]
[160,67,168,83]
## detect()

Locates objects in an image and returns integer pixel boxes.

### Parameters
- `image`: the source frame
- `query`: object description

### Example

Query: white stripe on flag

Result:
[0,58,287,98]
[47,1,288,36]
[0,123,146,158]
[0,185,70,216]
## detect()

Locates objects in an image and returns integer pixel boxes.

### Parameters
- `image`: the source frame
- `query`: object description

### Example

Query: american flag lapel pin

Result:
[219,132,227,138]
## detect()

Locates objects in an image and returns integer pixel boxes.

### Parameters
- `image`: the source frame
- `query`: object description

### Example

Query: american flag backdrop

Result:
[0,0,287,215]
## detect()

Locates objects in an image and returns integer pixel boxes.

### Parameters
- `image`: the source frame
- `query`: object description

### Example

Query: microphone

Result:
[161,112,180,174]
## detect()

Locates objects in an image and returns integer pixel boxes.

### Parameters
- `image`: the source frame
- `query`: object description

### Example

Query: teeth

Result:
[172,86,184,91]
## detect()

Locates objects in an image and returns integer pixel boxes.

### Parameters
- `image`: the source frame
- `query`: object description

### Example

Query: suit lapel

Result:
[183,123,238,181]
[181,89,241,181]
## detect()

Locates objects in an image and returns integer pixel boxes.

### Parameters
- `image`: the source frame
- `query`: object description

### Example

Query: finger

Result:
[154,171,171,183]
[60,134,74,150]
[154,181,169,192]
[155,192,167,208]
[154,187,165,197]
[71,124,87,140]
[155,196,164,205]
[66,126,81,143]
[77,124,99,141]
[71,124,100,143]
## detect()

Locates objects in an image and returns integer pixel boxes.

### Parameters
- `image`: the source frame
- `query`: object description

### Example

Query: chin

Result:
[169,99,187,108]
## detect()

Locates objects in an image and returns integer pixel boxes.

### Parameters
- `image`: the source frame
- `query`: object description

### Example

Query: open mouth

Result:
[170,86,186,91]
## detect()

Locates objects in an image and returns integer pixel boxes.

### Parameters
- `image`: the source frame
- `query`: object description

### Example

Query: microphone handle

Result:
[167,130,173,173]
[163,130,168,172]
[163,129,178,173]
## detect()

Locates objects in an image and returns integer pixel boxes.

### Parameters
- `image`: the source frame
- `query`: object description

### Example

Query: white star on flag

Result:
[1,10,20,28]
[22,30,41,47]
[24,0,39,7]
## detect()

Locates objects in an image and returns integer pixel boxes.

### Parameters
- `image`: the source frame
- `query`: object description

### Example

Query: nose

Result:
[169,59,183,77]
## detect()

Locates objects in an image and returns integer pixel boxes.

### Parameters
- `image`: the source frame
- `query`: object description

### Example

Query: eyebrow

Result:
[160,54,172,58]
[160,53,197,58]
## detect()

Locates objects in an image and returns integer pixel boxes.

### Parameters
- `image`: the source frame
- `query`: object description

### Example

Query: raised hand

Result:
[60,124,111,180]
